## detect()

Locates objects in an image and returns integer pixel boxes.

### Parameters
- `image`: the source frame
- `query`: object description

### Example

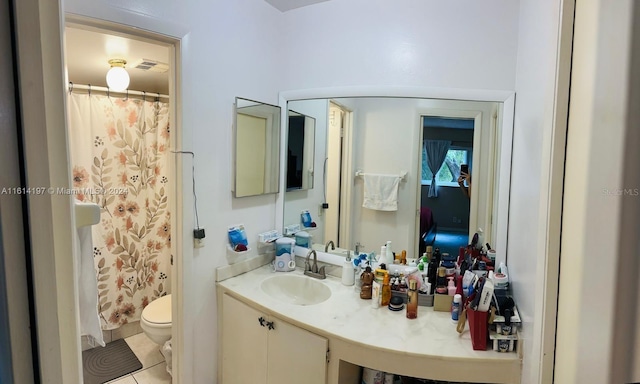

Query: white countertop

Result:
[217,264,521,364]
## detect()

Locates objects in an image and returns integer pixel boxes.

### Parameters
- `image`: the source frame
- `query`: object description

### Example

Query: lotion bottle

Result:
[406,280,418,319]
[447,277,456,296]
[342,252,355,286]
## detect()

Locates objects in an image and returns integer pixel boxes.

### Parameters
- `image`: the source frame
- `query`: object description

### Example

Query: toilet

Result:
[140,294,172,345]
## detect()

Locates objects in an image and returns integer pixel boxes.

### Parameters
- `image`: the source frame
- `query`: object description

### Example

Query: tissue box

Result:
[433,294,453,312]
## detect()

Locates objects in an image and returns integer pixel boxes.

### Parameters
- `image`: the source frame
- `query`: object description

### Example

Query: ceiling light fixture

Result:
[105,59,130,91]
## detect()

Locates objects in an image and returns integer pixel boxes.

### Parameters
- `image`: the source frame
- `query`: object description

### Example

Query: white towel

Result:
[362,174,401,211]
[76,226,105,347]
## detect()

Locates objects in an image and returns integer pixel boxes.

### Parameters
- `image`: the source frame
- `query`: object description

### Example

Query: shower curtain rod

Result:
[68,82,169,101]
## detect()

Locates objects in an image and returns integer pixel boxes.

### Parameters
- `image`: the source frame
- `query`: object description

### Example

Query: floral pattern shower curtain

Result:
[67,93,171,330]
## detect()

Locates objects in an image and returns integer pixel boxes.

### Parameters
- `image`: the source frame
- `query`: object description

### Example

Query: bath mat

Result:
[82,338,142,384]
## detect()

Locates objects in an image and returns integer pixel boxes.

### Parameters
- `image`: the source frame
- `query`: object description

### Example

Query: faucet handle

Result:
[318,265,326,278]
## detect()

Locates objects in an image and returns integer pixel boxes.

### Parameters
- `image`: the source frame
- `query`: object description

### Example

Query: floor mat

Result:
[82,338,142,384]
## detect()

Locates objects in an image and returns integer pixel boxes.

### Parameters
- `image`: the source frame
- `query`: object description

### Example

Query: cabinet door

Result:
[267,316,328,384]
[222,294,268,384]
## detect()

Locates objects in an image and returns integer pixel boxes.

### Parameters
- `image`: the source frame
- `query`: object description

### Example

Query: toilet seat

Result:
[142,295,171,325]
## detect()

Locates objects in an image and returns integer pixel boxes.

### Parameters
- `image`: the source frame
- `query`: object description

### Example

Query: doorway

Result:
[419,116,475,257]
[324,101,352,248]
[64,17,181,383]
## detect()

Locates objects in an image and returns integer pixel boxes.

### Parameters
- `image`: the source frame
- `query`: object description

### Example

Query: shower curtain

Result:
[67,92,172,330]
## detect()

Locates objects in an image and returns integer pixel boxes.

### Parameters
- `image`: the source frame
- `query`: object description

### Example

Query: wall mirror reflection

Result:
[282,96,512,261]
[286,110,316,191]
[233,97,281,198]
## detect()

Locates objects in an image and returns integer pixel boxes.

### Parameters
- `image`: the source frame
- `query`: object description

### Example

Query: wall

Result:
[281,0,519,91]
[508,0,566,382]
[63,0,521,382]
[556,0,640,383]
[64,1,285,382]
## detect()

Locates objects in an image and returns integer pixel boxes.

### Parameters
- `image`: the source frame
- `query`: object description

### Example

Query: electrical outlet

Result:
[194,238,205,248]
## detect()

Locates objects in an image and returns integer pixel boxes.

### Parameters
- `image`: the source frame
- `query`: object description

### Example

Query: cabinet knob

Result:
[258,317,266,327]
[266,321,275,330]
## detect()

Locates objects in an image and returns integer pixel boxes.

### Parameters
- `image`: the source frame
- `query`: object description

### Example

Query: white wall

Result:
[64,1,285,382]
[508,0,566,383]
[63,0,522,382]
[281,0,519,91]
[556,1,640,383]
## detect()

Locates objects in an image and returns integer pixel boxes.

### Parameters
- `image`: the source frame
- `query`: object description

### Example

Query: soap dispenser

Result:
[342,251,355,286]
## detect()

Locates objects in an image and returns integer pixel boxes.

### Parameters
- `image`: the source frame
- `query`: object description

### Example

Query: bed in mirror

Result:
[233,97,281,198]
[280,93,514,263]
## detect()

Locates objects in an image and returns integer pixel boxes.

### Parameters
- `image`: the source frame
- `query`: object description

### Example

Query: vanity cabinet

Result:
[221,294,329,384]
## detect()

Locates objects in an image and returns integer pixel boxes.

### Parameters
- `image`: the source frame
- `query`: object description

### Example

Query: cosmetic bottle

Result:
[435,267,447,294]
[385,241,393,265]
[360,266,374,299]
[427,253,438,294]
[379,245,388,264]
[451,294,462,321]
[381,273,391,306]
[371,280,381,308]
[447,277,456,296]
[406,280,418,319]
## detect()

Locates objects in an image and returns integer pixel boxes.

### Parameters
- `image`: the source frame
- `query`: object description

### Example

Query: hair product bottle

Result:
[406,280,418,319]
[381,273,391,306]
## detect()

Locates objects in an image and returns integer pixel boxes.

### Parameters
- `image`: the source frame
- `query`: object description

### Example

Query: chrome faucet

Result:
[304,250,326,279]
[355,242,363,255]
[324,240,335,253]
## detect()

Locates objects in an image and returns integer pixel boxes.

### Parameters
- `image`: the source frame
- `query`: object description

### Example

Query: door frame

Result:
[63,14,185,383]
[12,1,187,381]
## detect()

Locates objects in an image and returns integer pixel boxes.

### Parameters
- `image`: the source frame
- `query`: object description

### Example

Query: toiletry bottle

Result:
[406,280,418,319]
[447,277,456,296]
[427,252,438,294]
[435,267,447,294]
[400,275,407,291]
[451,294,462,321]
[342,251,355,286]
[385,241,393,265]
[379,244,388,265]
[371,280,381,308]
[360,266,374,299]
[381,274,391,306]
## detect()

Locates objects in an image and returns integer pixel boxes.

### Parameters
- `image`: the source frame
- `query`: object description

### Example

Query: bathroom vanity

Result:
[216,261,522,384]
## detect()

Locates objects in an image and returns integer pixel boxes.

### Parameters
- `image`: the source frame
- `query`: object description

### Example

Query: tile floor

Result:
[103,333,171,384]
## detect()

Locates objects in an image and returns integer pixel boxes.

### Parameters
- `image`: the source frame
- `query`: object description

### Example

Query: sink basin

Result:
[261,275,331,305]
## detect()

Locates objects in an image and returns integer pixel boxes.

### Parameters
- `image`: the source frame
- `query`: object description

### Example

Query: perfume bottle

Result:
[406,279,418,319]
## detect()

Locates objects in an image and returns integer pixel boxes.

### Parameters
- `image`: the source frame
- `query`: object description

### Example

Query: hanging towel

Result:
[362,174,401,211]
[76,226,105,347]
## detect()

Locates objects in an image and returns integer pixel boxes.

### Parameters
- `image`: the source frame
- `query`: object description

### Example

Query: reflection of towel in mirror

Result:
[76,226,105,347]
[362,174,401,211]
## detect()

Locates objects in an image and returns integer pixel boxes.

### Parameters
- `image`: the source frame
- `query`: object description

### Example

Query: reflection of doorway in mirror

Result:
[420,116,474,257]
[325,102,351,247]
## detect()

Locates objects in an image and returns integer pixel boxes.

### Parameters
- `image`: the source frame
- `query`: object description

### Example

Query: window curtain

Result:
[67,92,171,330]
[424,140,451,198]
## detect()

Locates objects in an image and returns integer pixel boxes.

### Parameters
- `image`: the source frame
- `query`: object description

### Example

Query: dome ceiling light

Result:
[105,59,130,92]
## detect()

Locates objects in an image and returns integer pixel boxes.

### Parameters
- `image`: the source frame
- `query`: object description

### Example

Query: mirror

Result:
[282,96,512,261]
[233,97,281,197]
[286,110,316,191]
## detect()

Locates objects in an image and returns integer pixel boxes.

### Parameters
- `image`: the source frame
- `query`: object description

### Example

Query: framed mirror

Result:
[281,93,513,264]
[286,110,316,191]
[233,97,281,197]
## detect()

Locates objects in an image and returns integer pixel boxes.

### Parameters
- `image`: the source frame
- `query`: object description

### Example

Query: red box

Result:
[467,308,489,350]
